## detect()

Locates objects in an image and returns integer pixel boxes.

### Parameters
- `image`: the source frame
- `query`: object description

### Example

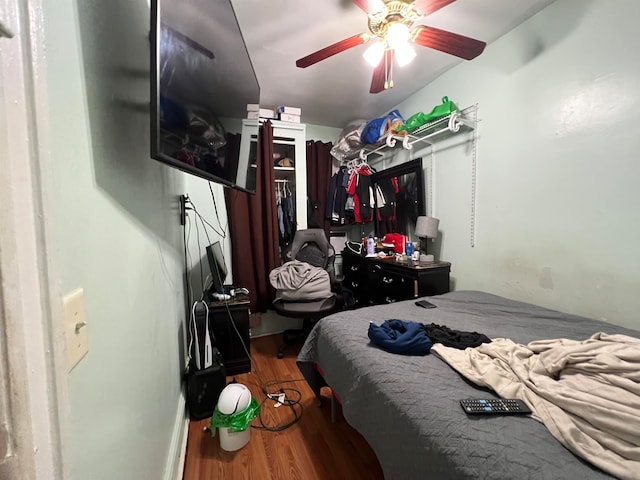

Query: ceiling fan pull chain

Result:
[384,49,389,90]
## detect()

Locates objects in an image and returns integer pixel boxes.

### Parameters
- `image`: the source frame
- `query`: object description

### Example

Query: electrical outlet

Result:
[179,194,188,225]
[63,288,88,372]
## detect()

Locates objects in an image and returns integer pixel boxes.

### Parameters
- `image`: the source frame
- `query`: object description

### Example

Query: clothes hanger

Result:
[346,158,360,175]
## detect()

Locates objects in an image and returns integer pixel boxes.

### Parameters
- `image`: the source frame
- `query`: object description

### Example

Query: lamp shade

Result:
[415,216,439,239]
[363,40,385,67]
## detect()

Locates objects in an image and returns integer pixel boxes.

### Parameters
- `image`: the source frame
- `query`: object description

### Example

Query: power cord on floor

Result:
[251,378,306,432]
[217,301,307,432]
[216,292,311,432]
[182,195,307,432]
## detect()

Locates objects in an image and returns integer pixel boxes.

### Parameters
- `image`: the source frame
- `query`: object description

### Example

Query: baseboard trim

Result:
[164,391,189,480]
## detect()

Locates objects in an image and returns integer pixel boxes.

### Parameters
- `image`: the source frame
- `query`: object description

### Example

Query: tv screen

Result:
[150,0,259,193]
[206,242,228,294]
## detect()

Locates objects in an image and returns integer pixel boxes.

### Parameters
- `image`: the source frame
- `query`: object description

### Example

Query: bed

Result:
[297,290,640,479]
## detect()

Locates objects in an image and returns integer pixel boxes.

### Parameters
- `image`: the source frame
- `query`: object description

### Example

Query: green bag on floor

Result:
[210,397,260,435]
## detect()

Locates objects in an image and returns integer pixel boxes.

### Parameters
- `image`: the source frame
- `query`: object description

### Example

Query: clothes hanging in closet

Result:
[346,162,375,223]
[276,182,296,250]
[326,165,350,225]
[326,162,376,225]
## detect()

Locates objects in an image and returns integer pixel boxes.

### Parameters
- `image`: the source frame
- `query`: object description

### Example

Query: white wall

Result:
[44,1,188,479]
[391,0,640,329]
[306,123,342,144]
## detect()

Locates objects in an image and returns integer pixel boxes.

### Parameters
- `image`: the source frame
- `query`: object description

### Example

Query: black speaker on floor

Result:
[186,348,226,420]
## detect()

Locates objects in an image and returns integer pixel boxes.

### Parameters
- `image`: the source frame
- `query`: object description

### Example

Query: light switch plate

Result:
[63,288,88,371]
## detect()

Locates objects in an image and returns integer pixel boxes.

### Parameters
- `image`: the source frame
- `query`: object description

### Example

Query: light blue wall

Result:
[183,178,230,303]
[391,0,640,329]
[44,1,187,479]
[306,123,341,143]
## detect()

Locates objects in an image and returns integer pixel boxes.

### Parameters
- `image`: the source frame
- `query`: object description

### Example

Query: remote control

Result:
[415,299,437,309]
[460,398,532,415]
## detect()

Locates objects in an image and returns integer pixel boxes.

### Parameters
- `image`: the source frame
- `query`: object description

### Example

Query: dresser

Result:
[342,250,451,307]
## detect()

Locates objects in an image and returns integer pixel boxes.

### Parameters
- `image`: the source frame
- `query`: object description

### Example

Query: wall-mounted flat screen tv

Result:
[150,0,259,193]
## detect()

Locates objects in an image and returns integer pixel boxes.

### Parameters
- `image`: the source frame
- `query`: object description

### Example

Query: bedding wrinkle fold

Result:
[432,332,640,480]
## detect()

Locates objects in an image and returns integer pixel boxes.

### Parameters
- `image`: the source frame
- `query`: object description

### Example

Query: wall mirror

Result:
[372,158,425,239]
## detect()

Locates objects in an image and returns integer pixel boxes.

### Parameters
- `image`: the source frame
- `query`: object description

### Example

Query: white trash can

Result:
[219,424,251,451]
[216,383,253,452]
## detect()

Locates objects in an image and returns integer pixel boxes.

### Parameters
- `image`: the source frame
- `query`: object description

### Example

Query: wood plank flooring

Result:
[182,335,383,480]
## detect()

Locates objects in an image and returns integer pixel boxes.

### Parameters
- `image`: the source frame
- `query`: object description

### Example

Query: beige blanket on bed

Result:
[431,332,640,480]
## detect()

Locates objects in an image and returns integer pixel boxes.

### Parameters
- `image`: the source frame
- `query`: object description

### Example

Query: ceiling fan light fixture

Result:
[386,22,410,50]
[363,40,385,67]
[297,0,487,94]
[395,42,416,67]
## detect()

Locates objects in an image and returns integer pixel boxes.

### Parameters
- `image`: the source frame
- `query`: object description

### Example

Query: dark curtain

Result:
[224,121,280,313]
[306,140,333,237]
[223,132,241,182]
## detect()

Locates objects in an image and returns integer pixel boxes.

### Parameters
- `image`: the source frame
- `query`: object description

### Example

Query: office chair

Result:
[271,229,342,358]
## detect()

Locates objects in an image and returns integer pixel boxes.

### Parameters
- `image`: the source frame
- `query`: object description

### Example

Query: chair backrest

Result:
[289,229,336,285]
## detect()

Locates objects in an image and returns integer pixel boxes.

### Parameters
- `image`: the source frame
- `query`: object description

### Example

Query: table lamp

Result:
[414,216,439,262]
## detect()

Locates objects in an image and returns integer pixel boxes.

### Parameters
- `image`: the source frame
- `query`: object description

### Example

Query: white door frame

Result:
[0,0,66,478]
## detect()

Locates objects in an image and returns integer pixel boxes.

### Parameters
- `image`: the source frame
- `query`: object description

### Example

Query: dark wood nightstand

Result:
[208,296,251,376]
[342,250,450,308]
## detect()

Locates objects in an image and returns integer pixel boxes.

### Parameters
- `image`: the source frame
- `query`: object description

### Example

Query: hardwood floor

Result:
[182,335,383,480]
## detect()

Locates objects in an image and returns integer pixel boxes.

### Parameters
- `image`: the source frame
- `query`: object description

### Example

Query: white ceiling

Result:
[230,0,556,128]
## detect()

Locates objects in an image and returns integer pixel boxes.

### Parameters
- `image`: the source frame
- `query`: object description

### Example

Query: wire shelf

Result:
[357,105,477,161]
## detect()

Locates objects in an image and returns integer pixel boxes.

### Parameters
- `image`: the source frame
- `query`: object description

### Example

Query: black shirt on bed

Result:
[422,323,491,349]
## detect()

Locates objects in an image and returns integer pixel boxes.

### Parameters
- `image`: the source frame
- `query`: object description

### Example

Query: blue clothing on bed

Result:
[368,319,433,355]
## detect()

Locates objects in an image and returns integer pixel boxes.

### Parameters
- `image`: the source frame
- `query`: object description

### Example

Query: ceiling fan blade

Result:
[370,50,393,94]
[296,34,367,68]
[413,0,457,17]
[413,26,486,60]
[352,0,385,14]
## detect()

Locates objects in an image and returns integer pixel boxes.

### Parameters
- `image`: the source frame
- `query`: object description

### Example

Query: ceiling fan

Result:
[295,0,487,93]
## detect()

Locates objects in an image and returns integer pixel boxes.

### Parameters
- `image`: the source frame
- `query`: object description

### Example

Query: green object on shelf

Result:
[398,112,428,133]
[398,96,460,133]
[427,96,459,122]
